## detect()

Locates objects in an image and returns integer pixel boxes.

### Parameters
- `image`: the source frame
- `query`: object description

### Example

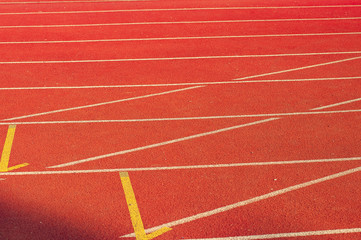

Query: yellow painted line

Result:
[0,125,16,171]
[7,163,30,171]
[145,227,172,239]
[0,125,28,172]
[120,172,171,240]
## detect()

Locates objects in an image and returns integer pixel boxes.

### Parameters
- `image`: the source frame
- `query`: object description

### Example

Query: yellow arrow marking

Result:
[0,125,29,172]
[120,172,171,240]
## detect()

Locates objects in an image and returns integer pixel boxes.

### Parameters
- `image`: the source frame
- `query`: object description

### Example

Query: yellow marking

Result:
[0,125,16,171]
[120,172,172,240]
[0,125,28,172]
[145,227,172,240]
[7,163,30,171]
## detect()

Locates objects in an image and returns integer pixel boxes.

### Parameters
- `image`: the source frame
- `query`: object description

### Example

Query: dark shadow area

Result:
[0,201,127,240]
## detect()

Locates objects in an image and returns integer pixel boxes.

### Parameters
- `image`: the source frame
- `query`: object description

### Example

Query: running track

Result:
[0,0,360,239]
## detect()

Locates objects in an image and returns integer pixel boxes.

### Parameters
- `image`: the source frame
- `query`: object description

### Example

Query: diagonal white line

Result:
[47,118,279,168]
[234,55,361,80]
[0,157,359,176]
[1,109,361,125]
[115,92,361,238]
[1,86,203,121]
[0,17,361,29]
[185,228,361,240]
[120,166,361,238]
[0,76,360,90]
[1,5,361,15]
[1,32,361,45]
[311,97,361,110]
[1,51,361,64]
[45,90,361,169]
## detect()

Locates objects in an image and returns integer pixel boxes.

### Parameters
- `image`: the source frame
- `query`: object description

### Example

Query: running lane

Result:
[0,1,360,240]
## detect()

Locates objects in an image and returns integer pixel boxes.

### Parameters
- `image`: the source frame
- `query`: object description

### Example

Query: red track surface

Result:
[0,0,360,239]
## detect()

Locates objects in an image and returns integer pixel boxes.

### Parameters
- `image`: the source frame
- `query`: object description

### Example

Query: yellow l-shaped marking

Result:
[120,172,171,240]
[0,125,29,172]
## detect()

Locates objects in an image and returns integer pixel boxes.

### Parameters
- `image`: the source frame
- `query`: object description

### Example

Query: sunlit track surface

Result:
[0,0,360,240]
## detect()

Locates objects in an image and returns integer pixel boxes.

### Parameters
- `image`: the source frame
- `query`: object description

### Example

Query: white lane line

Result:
[234,55,361,80]
[23,55,361,169]
[1,86,202,121]
[0,17,361,29]
[47,118,278,169]
[120,165,361,238]
[311,97,361,110]
[0,157,360,176]
[41,86,361,169]
[185,228,361,240]
[1,76,360,90]
[0,178,6,180]
[1,109,361,125]
[1,5,361,15]
[1,51,361,64]
[0,0,149,4]
[1,32,361,45]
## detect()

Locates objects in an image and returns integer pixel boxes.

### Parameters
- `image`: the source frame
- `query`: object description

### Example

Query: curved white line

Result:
[0,109,361,125]
[0,0,149,4]
[185,228,361,240]
[1,51,361,64]
[1,5,361,15]
[0,17,360,28]
[1,32,361,45]
[0,76,360,90]
[0,157,360,176]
